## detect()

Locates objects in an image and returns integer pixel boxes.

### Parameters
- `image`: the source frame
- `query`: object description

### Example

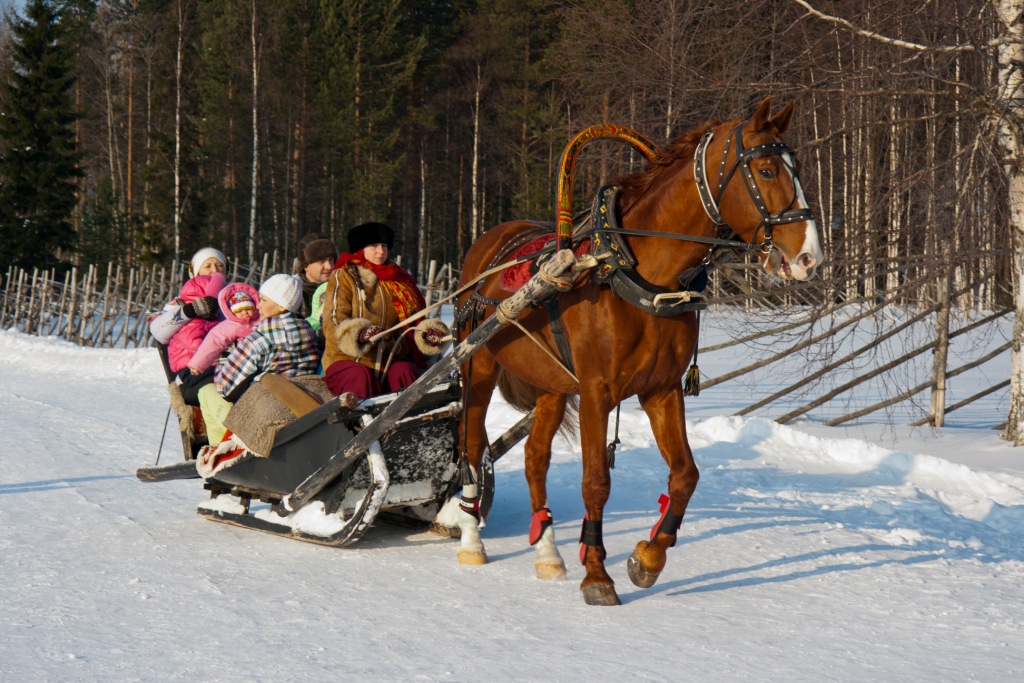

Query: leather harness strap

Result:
[543,296,576,377]
[591,185,708,317]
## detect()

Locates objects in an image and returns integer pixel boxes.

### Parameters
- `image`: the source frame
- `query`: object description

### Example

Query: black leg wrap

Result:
[460,495,480,521]
[651,493,684,547]
[578,518,603,564]
[657,511,684,538]
[579,518,603,546]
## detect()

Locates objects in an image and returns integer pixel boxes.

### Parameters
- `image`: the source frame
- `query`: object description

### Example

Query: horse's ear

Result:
[768,101,795,136]
[748,97,774,132]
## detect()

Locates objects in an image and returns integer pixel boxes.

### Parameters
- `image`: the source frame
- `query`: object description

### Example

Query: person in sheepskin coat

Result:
[321,222,449,399]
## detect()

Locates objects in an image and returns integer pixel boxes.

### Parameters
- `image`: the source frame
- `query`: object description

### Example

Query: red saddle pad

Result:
[498,235,590,292]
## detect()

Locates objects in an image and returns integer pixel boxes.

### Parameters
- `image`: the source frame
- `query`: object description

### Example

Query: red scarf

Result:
[334,253,426,321]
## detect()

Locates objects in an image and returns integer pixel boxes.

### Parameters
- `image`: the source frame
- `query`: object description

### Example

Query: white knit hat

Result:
[259,274,303,313]
[190,247,228,276]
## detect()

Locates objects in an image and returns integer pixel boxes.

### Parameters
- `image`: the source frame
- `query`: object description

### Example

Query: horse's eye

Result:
[759,168,776,180]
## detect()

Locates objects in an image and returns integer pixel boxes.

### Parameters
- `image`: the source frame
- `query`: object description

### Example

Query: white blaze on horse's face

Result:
[765,150,823,281]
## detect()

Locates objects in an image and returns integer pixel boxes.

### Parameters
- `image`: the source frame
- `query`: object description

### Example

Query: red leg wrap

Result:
[650,493,683,546]
[529,507,553,546]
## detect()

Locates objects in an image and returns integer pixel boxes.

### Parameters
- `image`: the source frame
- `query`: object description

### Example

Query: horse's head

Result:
[696,97,823,281]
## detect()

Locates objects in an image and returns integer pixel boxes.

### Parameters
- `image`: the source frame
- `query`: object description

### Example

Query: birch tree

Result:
[791,0,1023,440]
[172,0,189,259]
[994,0,1024,443]
[248,0,258,263]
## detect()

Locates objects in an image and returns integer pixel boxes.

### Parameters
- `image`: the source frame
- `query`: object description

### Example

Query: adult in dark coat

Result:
[292,233,339,319]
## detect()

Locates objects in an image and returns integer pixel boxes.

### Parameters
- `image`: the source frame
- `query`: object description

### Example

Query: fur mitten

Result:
[413,319,452,355]
[335,317,375,358]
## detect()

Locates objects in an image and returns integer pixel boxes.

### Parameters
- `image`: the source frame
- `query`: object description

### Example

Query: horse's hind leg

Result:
[456,348,500,566]
[525,391,568,580]
[627,387,699,589]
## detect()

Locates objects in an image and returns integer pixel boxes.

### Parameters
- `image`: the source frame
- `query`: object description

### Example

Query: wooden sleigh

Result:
[137,251,576,547]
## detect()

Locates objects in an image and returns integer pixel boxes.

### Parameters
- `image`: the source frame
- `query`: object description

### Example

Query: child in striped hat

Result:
[182,283,262,399]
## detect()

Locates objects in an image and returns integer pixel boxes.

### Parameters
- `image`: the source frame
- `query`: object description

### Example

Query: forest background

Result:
[0,0,1010,289]
[2,0,1024,436]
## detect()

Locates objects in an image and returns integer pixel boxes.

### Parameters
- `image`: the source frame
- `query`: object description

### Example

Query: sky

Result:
[0,308,1022,682]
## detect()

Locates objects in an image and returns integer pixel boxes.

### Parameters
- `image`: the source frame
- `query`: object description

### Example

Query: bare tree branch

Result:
[791,0,1008,53]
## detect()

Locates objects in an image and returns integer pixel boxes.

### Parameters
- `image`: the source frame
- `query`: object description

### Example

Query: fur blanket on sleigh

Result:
[196,374,331,478]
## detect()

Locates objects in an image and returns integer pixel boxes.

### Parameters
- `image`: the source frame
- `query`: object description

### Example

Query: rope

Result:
[369,257,531,343]
[507,317,579,384]
[607,403,621,469]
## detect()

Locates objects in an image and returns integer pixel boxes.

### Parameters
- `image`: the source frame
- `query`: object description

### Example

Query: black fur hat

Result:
[347,222,394,253]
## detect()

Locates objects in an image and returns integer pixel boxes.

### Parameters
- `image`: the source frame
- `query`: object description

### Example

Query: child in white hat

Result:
[196,274,320,450]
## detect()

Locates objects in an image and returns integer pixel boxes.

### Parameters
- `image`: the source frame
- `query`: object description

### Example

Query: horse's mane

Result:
[615,121,719,213]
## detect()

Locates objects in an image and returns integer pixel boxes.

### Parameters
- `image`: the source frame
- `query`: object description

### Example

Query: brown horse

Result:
[453,97,823,605]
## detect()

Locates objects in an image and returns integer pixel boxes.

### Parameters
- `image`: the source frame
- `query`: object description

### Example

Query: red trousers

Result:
[324,359,419,399]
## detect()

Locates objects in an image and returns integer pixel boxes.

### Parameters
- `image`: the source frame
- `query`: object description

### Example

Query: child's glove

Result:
[183,296,218,320]
[423,328,446,346]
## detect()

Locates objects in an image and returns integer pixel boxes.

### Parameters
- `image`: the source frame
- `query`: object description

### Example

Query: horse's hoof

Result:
[581,584,621,606]
[457,548,488,565]
[428,522,460,538]
[627,549,661,588]
[535,560,567,581]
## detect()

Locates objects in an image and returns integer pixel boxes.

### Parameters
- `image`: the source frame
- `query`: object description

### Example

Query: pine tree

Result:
[0,0,83,272]
[316,0,425,225]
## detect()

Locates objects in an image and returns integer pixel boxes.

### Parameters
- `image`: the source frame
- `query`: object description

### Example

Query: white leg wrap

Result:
[458,509,484,552]
[533,525,566,580]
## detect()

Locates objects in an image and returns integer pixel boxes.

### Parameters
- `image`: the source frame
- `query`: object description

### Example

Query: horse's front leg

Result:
[524,391,568,580]
[456,349,499,566]
[627,386,699,589]
[577,394,619,606]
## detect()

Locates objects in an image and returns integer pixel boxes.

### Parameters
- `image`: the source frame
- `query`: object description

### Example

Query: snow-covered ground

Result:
[1,309,1022,682]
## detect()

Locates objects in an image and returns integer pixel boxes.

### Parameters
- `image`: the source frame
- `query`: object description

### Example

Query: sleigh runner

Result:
[138,249,577,547]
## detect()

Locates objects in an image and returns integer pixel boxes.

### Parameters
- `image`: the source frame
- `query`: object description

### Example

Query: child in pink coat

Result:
[189,283,261,372]
[166,272,226,374]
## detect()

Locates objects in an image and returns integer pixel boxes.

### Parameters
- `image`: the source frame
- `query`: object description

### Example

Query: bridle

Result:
[694,122,814,254]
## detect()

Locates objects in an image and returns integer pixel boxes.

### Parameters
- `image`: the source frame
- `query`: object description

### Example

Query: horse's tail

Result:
[496,368,579,442]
